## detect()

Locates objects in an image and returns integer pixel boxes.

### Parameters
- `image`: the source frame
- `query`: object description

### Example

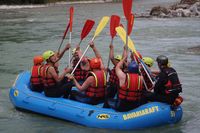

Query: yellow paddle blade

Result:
[115,26,139,58]
[93,16,110,39]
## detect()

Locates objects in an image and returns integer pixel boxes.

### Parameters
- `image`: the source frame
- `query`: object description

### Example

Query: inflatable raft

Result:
[9,71,183,130]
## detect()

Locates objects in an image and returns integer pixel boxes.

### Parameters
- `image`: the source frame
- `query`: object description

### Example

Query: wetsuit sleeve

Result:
[168,69,182,93]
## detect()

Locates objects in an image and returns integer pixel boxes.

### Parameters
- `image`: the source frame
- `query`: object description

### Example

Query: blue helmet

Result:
[128,61,139,73]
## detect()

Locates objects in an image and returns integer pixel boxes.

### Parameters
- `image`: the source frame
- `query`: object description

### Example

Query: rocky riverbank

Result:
[150,0,200,17]
[135,0,200,18]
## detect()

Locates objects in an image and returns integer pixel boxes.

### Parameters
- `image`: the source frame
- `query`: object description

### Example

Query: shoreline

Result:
[0,0,114,10]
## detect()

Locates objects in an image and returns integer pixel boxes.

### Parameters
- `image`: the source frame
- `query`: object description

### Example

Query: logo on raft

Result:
[123,106,159,120]
[96,114,110,120]
[14,90,19,97]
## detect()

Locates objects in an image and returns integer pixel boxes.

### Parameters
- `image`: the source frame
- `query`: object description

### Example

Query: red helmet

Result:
[33,55,44,65]
[89,58,101,69]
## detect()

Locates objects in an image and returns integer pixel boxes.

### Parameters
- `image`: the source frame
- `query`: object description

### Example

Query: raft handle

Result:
[48,103,56,111]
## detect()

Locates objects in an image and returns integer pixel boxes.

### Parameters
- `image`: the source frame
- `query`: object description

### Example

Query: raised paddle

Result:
[71,16,110,75]
[69,7,74,33]
[103,15,120,108]
[68,6,74,67]
[116,26,155,89]
[106,15,120,79]
[122,0,133,20]
[79,19,95,45]
[122,0,133,52]
[128,13,134,36]
[69,19,95,66]
[58,22,70,53]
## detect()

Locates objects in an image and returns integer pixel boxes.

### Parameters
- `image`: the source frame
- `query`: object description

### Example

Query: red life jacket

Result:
[73,59,88,81]
[74,65,88,81]
[41,64,57,87]
[30,65,43,85]
[109,67,119,85]
[85,70,106,98]
[119,73,143,101]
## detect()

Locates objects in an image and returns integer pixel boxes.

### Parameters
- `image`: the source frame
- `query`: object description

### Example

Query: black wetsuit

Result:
[145,67,182,104]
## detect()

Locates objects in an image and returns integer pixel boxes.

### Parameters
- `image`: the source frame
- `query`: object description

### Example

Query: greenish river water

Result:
[0,0,200,132]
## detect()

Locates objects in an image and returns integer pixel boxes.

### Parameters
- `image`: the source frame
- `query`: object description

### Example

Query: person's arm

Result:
[151,68,160,77]
[90,41,101,58]
[122,45,127,59]
[74,76,94,91]
[89,41,105,69]
[115,50,127,87]
[57,43,71,61]
[75,45,83,58]
[67,74,94,91]
[48,67,69,82]
[109,43,118,66]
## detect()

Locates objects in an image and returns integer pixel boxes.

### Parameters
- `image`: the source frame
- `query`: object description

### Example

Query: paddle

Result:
[128,13,134,36]
[79,19,95,46]
[116,26,155,90]
[68,6,74,67]
[58,22,70,53]
[69,19,95,66]
[106,15,120,79]
[122,0,133,20]
[102,15,120,108]
[71,16,110,75]
[122,0,133,52]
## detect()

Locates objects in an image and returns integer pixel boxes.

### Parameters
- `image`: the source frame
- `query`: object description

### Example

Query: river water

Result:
[0,0,200,132]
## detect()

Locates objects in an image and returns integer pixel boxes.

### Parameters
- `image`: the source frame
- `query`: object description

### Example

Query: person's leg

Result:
[115,100,141,112]
[107,98,130,112]
[56,78,73,98]
[30,84,44,93]
[103,84,118,108]
[44,86,59,97]
[106,84,118,98]
[70,90,93,104]
[107,98,117,109]
[144,91,176,104]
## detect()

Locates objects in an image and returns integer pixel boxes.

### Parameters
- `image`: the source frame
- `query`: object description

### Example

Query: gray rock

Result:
[180,0,200,5]
[187,45,200,55]
[149,1,200,18]
[189,2,200,15]
[150,6,170,16]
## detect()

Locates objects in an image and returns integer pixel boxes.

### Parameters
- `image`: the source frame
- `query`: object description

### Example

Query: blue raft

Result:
[9,71,183,130]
